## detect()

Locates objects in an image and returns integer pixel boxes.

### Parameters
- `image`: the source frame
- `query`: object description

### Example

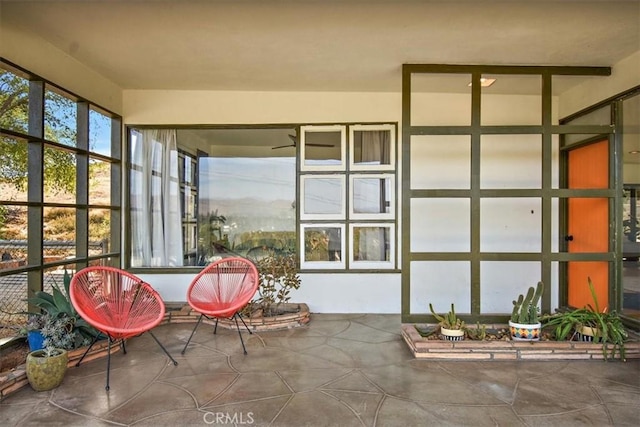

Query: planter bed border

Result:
[402,324,640,361]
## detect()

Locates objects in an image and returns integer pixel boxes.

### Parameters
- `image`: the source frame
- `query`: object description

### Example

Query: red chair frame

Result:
[70,266,178,390]
[182,257,259,355]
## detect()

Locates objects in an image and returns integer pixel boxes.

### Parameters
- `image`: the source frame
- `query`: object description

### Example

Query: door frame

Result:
[559,134,618,310]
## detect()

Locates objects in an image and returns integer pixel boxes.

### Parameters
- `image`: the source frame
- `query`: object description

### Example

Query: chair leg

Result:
[237,312,253,335]
[121,339,127,355]
[148,331,179,366]
[105,337,112,391]
[214,318,219,335]
[233,313,248,355]
[76,334,100,367]
[181,314,204,355]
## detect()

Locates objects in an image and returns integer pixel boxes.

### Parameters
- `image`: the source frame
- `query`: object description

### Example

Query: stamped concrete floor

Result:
[1,314,640,426]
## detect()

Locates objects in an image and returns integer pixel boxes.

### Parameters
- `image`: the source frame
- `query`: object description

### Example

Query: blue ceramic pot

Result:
[27,330,45,351]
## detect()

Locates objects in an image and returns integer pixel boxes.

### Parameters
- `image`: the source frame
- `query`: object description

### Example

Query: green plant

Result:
[429,303,465,330]
[465,322,487,340]
[246,253,301,317]
[542,277,628,361]
[26,269,99,350]
[511,281,544,324]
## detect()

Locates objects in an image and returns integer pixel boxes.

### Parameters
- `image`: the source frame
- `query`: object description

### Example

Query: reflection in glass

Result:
[352,176,392,215]
[302,176,344,216]
[353,226,390,262]
[302,129,342,168]
[304,226,342,262]
[0,205,27,263]
[353,130,391,166]
[199,156,296,264]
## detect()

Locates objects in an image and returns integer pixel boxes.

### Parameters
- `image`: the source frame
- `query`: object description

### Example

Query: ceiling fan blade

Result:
[288,134,297,143]
[306,143,334,147]
[272,144,295,150]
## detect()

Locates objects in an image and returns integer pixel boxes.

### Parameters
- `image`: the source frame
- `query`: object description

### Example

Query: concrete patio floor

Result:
[1,314,639,426]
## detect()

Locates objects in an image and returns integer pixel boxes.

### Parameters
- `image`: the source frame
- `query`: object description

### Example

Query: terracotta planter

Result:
[440,327,465,341]
[26,349,68,391]
[509,321,541,341]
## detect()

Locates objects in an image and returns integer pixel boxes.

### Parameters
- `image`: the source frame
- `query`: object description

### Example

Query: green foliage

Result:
[246,253,301,317]
[511,281,544,324]
[0,70,77,194]
[429,303,465,330]
[465,322,487,340]
[542,277,628,361]
[26,270,100,350]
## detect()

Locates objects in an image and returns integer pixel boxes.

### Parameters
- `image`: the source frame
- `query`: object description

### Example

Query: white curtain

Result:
[360,131,391,164]
[130,129,184,267]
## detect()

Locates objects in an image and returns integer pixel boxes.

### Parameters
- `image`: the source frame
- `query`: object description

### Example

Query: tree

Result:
[0,70,76,194]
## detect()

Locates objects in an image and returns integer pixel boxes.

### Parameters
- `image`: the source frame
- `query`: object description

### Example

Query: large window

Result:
[128,124,397,270]
[0,60,121,323]
[128,127,297,267]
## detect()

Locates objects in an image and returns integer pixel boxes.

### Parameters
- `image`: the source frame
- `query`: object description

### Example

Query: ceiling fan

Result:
[272,134,334,150]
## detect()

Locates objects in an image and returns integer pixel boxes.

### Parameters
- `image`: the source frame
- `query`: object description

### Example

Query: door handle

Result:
[564,235,574,241]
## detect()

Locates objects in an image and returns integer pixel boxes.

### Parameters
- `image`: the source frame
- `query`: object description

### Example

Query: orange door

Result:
[567,140,609,309]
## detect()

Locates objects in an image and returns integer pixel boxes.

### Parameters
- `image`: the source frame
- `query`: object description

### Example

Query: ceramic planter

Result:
[509,321,541,341]
[26,349,68,391]
[440,327,465,341]
[27,330,45,351]
[578,325,599,342]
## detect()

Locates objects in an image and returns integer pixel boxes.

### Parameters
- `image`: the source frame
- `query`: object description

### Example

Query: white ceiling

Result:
[2,0,639,163]
[2,0,639,93]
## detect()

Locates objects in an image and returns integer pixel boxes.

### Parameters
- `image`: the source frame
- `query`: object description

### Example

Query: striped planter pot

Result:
[509,321,541,341]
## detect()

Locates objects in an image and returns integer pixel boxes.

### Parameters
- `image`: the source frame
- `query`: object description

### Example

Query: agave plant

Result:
[26,269,100,350]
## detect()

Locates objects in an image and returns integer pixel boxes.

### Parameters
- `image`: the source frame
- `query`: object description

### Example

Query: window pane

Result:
[89,208,110,255]
[352,129,392,166]
[301,126,344,170]
[89,159,111,205]
[89,109,112,156]
[0,70,29,134]
[352,226,391,262]
[301,176,344,218]
[303,226,342,262]
[0,205,28,261]
[44,87,77,147]
[199,154,296,264]
[43,207,76,262]
[43,147,76,203]
[0,137,28,201]
[351,176,393,217]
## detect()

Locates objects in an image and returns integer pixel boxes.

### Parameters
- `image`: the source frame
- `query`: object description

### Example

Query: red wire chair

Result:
[70,266,178,391]
[182,257,259,355]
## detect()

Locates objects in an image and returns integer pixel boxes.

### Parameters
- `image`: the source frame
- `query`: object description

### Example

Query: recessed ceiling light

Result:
[468,78,496,88]
[629,150,640,154]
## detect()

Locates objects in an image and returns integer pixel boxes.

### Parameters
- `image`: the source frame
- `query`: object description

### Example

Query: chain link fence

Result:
[0,239,107,337]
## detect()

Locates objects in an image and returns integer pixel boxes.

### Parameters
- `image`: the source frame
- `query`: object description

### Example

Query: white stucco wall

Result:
[0,24,123,114]
[559,50,640,118]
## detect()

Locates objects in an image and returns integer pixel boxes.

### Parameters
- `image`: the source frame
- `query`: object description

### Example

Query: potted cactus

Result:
[429,303,465,341]
[509,281,544,341]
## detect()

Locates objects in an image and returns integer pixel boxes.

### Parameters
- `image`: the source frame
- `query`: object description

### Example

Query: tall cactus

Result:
[511,281,544,324]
